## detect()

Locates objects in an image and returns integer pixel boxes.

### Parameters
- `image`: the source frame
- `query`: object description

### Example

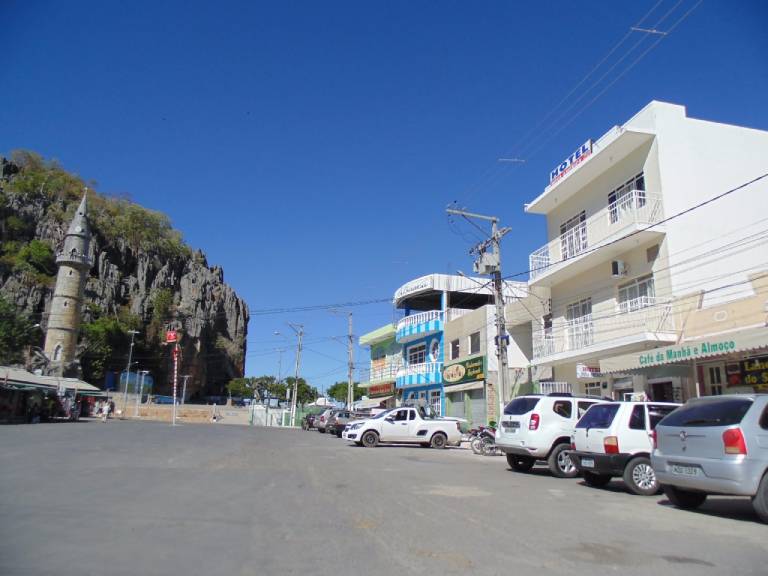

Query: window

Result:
[577,401,597,418]
[52,344,63,362]
[709,366,722,385]
[647,404,678,429]
[504,397,540,415]
[608,172,646,224]
[760,406,768,430]
[576,404,620,429]
[408,410,416,421]
[450,339,460,360]
[660,398,753,427]
[408,343,426,365]
[560,211,587,259]
[393,409,409,421]
[618,275,656,313]
[469,332,480,355]
[552,400,572,419]
[711,385,723,396]
[430,390,441,416]
[566,298,593,349]
[583,383,602,398]
[629,405,646,430]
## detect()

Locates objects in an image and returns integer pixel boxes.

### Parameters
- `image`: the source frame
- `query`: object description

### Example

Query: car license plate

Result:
[581,458,595,469]
[671,464,699,476]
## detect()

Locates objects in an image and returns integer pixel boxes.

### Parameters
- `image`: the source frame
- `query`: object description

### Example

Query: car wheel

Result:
[361,430,379,448]
[624,457,659,496]
[583,471,612,488]
[662,485,707,509]
[430,432,447,449]
[336,431,343,438]
[506,454,535,472]
[548,443,578,478]
[318,428,326,434]
[751,471,768,523]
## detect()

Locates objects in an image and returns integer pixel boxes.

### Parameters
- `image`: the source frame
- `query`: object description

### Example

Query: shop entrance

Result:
[650,381,674,402]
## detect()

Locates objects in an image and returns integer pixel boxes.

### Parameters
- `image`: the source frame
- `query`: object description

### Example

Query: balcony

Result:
[532,298,676,365]
[396,362,443,388]
[396,309,470,343]
[364,363,402,384]
[56,251,93,267]
[529,191,665,286]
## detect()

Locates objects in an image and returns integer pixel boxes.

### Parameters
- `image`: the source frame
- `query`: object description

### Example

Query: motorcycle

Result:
[468,426,497,455]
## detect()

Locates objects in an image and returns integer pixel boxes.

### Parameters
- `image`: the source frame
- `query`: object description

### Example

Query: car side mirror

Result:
[385,417,394,423]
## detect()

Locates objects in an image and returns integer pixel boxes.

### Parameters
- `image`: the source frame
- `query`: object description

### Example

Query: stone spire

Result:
[44,190,94,374]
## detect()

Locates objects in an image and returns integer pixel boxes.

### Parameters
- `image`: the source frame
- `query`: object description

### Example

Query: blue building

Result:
[393,274,499,415]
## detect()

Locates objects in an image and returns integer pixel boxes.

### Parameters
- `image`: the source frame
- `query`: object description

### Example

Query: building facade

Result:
[525,101,768,400]
[357,324,401,410]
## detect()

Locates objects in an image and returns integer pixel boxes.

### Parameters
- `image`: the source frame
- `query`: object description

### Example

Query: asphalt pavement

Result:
[1,420,766,576]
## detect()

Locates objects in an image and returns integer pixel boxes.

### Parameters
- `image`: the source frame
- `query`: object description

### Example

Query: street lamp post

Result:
[287,323,304,427]
[121,330,139,417]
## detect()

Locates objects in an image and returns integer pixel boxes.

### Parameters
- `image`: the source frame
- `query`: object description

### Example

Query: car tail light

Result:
[570,438,576,450]
[529,413,540,431]
[722,428,747,455]
[650,429,657,450]
[320,416,325,422]
[604,436,619,454]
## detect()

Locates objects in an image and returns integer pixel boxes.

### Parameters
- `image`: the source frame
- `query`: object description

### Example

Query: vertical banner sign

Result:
[166,330,178,343]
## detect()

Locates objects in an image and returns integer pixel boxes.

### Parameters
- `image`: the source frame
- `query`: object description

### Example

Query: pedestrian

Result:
[102,401,110,422]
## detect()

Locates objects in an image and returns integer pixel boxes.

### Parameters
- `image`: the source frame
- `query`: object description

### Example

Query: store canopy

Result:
[356,396,393,409]
[1,366,103,395]
[443,381,484,393]
[599,326,768,375]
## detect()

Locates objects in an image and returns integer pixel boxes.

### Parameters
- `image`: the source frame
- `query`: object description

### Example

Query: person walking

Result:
[101,400,111,422]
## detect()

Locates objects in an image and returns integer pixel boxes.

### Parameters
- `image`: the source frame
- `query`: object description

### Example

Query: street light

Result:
[286,323,304,427]
[121,330,140,417]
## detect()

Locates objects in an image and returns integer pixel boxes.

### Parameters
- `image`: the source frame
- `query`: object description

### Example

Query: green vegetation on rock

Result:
[0,295,38,365]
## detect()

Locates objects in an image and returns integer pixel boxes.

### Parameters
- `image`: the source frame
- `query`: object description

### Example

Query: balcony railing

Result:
[365,363,402,382]
[56,252,93,267]
[396,362,443,379]
[397,310,443,332]
[532,299,674,360]
[529,190,663,281]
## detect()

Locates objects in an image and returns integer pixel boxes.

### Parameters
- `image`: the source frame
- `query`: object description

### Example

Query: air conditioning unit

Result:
[611,260,627,278]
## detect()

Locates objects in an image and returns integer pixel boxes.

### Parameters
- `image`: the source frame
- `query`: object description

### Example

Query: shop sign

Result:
[727,355,768,391]
[443,356,485,385]
[638,339,737,367]
[549,140,593,185]
[576,363,601,379]
[166,330,178,343]
[394,277,433,300]
[369,382,394,397]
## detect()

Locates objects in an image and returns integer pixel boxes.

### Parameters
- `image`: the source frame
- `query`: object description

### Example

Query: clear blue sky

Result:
[2,1,766,395]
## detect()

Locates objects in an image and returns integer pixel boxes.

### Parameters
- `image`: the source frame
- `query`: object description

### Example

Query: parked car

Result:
[302,411,323,430]
[569,401,680,495]
[342,406,461,448]
[496,393,606,477]
[652,394,768,522]
[315,409,337,433]
[326,410,363,437]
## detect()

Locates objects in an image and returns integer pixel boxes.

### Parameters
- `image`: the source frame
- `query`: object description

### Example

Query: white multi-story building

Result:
[525,101,768,401]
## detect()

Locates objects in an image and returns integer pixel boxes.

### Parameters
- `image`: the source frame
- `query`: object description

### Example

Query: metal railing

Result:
[538,381,572,394]
[396,362,443,378]
[529,190,663,281]
[364,363,402,382]
[532,300,674,359]
[397,310,443,332]
[56,252,93,266]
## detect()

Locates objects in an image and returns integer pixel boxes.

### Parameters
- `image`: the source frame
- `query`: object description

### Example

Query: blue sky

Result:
[2,1,767,395]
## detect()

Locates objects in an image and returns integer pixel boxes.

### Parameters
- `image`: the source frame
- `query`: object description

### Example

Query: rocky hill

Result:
[0,151,249,398]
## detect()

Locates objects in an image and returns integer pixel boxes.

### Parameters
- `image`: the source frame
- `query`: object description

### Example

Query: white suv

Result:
[569,401,680,495]
[496,394,606,477]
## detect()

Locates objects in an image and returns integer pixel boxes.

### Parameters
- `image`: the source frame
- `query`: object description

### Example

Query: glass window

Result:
[469,332,480,355]
[393,409,409,421]
[552,400,572,418]
[760,406,768,430]
[504,397,540,415]
[408,343,426,365]
[583,383,602,398]
[608,172,646,224]
[577,401,597,418]
[450,339,460,360]
[560,211,588,258]
[576,404,620,429]
[660,398,753,427]
[629,405,646,430]
[408,410,416,421]
[566,298,593,349]
[618,275,656,313]
[647,404,678,429]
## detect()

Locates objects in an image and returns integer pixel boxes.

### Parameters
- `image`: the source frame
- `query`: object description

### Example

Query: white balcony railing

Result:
[397,310,443,332]
[529,190,663,281]
[365,363,402,383]
[532,299,674,360]
[396,362,443,379]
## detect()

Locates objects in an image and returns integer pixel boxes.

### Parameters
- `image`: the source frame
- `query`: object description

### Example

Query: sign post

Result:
[167,330,179,427]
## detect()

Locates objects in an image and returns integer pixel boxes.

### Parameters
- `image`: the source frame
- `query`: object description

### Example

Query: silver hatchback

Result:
[652,394,768,522]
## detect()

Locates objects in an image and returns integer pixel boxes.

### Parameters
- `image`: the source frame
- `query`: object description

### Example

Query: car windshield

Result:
[503,397,540,416]
[576,404,619,429]
[659,398,753,427]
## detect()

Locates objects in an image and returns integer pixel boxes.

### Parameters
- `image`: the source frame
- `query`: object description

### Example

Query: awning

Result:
[443,380,484,394]
[1,366,103,395]
[356,396,393,409]
[599,326,768,374]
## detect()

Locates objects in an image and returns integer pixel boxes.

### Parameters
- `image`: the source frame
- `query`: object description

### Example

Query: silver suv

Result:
[496,394,606,477]
[652,394,768,522]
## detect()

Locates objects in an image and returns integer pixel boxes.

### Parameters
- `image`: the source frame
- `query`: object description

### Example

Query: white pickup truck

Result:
[342,406,462,448]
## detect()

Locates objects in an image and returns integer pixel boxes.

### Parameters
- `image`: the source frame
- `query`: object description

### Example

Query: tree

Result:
[80,316,132,383]
[0,295,37,365]
[326,380,364,403]
[226,377,252,398]
[284,377,319,405]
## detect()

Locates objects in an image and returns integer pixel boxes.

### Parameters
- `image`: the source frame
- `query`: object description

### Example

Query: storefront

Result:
[599,327,768,399]
[442,356,487,426]
[360,382,395,410]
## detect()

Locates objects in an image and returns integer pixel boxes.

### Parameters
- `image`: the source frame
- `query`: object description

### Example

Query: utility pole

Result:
[347,312,354,409]
[288,323,304,427]
[122,330,139,417]
[446,207,511,422]
[181,375,191,406]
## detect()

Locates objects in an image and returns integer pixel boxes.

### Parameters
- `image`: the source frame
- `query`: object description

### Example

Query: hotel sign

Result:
[549,140,593,186]
[443,356,485,385]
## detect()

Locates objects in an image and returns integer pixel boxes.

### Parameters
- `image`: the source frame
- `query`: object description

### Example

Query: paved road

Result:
[1,421,766,576]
